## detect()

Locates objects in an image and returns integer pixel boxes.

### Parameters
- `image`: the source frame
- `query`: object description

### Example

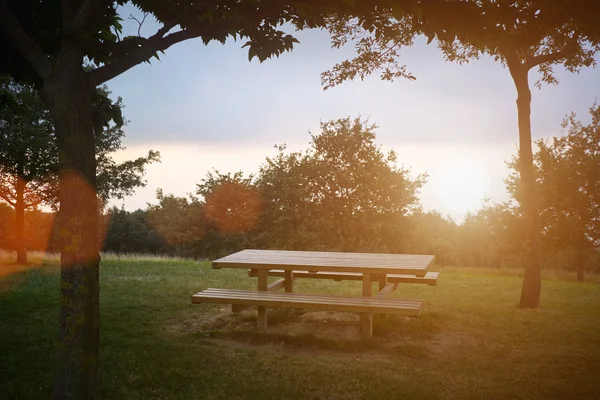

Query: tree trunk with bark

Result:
[43,57,100,400]
[15,173,27,264]
[509,63,543,309]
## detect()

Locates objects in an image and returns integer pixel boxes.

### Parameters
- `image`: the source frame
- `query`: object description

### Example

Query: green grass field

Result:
[1,256,599,399]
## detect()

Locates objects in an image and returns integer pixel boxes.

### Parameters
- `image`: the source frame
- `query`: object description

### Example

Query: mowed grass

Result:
[1,257,599,400]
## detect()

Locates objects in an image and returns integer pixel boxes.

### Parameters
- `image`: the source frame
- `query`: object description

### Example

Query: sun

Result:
[433,158,490,218]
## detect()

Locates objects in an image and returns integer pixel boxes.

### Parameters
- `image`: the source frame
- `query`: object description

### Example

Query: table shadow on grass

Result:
[166,305,451,359]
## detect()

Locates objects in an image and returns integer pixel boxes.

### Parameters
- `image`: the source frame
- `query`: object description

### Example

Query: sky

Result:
[105,6,600,222]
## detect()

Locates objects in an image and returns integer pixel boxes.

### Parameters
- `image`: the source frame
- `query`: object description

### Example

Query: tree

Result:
[197,170,261,236]
[508,104,600,281]
[0,1,383,396]
[404,211,460,265]
[254,144,319,250]
[0,76,159,264]
[103,207,169,255]
[0,76,55,263]
[256,117,425,252]
[195,170,260,259]
[457,201,526,268]
[146,189,207,257]
[321,0,600,308]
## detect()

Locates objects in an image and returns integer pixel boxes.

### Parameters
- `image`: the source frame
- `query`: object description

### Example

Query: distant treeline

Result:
[1,114,599,280]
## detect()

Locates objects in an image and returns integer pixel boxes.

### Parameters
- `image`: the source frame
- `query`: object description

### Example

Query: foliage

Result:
[0,0,382,87]
[102,207,170,255]
[197,170,261,235]
[146,189,207,256]
[0,76,159,262]
[257,117,426,253]
[0,76,56,209]
[507,103,600,278]
[0,76,159,209]
[144,117,426,258]
[403,211,460,264]
[323,1,599,89]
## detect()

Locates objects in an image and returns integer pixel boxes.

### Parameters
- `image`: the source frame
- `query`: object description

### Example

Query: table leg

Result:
[257,269,268,329]
[284,270,296,316]
[361,273,373,339]
[377,274,389,320]
[284,270,294,292]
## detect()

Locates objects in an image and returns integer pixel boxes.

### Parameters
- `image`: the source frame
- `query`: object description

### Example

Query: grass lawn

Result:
[1,256,599,399]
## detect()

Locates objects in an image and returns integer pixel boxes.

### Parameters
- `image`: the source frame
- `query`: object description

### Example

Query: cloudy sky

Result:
[106,7,600,222]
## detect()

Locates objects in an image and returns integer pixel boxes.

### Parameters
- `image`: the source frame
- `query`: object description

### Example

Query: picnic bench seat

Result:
[192,288,424,322]
[248,269,440,286]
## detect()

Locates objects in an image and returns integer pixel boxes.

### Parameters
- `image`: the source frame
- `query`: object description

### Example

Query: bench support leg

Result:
[361,273,373,339]
[257,269,268,329]
[284,270,294,292]
[378,274,387,291]
[284,270,297,316]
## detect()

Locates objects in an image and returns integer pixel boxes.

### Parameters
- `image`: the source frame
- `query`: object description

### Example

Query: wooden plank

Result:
[215,250,435,269]
[284,270,294,293]
[192,289,423,315]
[376,282,399,298]
[200,288,422,306]
[257,269,268,329]
[362,273,372,297]
[198,288,422,308]
[388,272,439,285]
[361,273,373,339]
[249,269,440,286]
[267,278,286,292]
[214,249,435,277]
[378,274,387,292]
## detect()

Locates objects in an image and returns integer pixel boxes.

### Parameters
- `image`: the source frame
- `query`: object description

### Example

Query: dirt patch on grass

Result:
[165,306,445,361]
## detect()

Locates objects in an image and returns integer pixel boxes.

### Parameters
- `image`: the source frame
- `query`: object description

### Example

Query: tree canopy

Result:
[507,103,600,280]
[0,75,159,263]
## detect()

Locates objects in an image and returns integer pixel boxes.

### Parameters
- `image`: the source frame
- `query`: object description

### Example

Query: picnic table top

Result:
[212,249,435,276]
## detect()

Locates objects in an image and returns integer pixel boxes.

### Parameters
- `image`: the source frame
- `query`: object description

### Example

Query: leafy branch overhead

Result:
[0,76,160,209]
[322,1,599,89]
[0,0,365,87]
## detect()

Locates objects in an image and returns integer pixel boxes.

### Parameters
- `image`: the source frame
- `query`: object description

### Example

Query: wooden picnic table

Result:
[212,249,434,276]
[209,249,436,337]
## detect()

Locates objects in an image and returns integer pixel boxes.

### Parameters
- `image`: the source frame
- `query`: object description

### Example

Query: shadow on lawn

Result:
[170,305,451,358]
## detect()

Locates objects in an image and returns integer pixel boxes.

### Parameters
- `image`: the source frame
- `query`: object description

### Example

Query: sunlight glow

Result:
[433,158,490,220]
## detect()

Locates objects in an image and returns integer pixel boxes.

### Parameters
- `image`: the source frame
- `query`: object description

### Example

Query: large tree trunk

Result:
[43,63,100,400]
[510,65,543,309]
[15,175,27,264]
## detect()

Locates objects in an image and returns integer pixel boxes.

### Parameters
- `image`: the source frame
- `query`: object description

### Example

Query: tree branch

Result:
[24,198,44,208]
[525,46,576,70]
[0,0,51,80]
[0,189,16,207]
[128,12,148,37]
[89,2,220,85]
[89,27,204,85]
